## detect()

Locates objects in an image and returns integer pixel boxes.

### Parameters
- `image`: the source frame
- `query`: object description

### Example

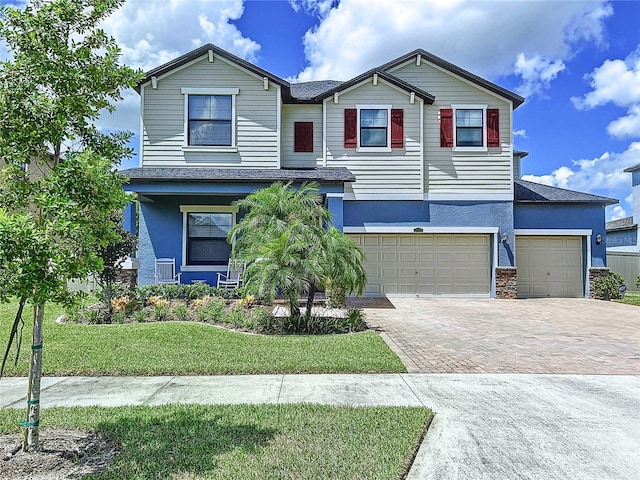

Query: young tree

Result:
[230,182,366,320]
[0,0,141,451]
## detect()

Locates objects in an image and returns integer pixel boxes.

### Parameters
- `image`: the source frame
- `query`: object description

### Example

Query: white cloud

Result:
[572,47,640,110]
[513,54,565,97]
[608,205,627,220]
[514,129,527,138]
[294,0,612,82]
[522,142,640,196]
[289,0,336,17]
[607,104,640,139]
[102,0,260,72]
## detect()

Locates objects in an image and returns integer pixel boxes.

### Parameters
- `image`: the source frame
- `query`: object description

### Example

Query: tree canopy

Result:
[0,0,141,451]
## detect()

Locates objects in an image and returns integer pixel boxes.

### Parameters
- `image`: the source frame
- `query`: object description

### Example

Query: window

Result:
[181,88,238,150]
[455,109,483,147]
[440,105,499,151]
[294,122,314,152]
[360,109,388,147]
[180,206,238,269]
[188,95,231,146]
[344,105,403,152]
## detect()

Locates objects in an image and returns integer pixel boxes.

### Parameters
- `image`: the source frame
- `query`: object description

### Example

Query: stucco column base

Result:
[588,267,610,299]
[495,267,517,299]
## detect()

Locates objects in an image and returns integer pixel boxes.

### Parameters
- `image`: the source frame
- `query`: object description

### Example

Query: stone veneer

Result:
[116,268,138,291]
[495,267,517,299]
[588,267,610,299]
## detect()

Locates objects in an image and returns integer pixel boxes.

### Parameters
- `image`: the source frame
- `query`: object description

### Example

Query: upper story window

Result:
[360,109,388,147]
[344,105,404,152]
[455,109,483,147]
[181,88,239,151]
[440,105,500,151]
[188,95,232,146]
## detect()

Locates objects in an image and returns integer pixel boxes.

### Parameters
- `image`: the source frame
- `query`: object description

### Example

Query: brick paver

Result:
[365,298,640,374]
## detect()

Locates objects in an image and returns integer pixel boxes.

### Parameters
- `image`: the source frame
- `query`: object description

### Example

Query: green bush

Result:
[250,307,275,331]
[592,271,625,300]
[136,284,240,303]
[172,303,189,322]
[635,274,640,291]
[268,309,367,335]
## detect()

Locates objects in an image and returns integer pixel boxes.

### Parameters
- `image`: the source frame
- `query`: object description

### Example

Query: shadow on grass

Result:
[87,405,277,479]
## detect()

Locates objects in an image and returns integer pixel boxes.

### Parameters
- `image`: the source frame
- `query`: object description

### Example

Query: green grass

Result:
[0,301,405,375]
[615,292,640,306]
[0,404,432,479]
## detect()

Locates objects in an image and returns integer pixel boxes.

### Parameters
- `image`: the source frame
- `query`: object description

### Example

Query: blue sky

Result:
[2,0,639,220]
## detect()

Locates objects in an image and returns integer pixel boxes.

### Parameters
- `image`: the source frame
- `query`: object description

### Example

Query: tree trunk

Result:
[305,284,316,320]
[23,303,44,452]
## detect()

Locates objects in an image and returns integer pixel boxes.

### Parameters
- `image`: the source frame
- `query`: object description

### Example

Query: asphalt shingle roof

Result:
[606,216,637,231]
[121,167,355,183]
[514,179,617,205]
[290,81,343,101]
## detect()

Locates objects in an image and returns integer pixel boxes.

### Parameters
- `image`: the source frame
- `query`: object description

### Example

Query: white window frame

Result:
[452,104,487,152]
[356,104,392,153]
[179,205,239,272]
[181,88,239,152]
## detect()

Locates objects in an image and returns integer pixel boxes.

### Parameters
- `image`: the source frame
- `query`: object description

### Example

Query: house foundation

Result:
[495,267,517,299]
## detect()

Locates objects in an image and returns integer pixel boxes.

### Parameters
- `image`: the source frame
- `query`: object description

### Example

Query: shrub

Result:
[636,274,640,291]
[592,271,625,300]
[136,284,241,302]
[269,309,367,335]
[250,307,274,331]
[133,309,146,323]
[224,304,247,327]
[153,301,170,321]
[172,303,189,322]
[197,297,226,322]
[345,308,367,331]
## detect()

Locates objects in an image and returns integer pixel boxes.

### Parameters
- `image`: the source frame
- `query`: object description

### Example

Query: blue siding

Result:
[344,200,514,266]
[607,229,638,248]
[514,203,607,267]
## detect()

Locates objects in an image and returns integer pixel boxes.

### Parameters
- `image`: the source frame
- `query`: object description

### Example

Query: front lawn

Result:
[615,292,640,306]
[0,301,405,375]
[0,404,432,479]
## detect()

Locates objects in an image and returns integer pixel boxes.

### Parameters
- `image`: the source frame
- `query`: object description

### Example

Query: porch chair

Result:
[154,258,182,285]
[217,260,245,289]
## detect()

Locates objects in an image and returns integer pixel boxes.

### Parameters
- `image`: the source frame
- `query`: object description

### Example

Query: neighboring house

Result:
[121,44,617,298]
[606,163,640,289]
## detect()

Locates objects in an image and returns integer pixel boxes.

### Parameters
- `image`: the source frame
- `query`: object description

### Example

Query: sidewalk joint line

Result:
[399,374,426,407]
[142,376,176,405]
[276,374,285,404]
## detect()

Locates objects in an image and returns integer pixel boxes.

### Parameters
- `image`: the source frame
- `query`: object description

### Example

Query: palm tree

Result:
[320,228,367,308]
[230,182,328,319]
[230,182,367,320]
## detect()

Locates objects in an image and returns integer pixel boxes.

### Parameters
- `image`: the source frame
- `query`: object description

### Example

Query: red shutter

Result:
[487,109,500,147]
[344,109,357,148]
[391,109,404,148]
[294,122,314,152]
[440,108,453,147]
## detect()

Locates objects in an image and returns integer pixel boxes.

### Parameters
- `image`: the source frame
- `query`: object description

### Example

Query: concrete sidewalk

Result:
[2,374,639,479]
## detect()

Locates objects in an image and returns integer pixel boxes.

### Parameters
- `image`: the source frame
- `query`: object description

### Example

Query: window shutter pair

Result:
[439,108,500,147]
[344,109,404,148]
[294,122,314,152]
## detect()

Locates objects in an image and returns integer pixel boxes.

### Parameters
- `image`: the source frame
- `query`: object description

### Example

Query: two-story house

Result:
[121,44,616,298]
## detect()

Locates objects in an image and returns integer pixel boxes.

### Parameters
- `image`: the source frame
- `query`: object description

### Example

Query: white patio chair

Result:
[154,258,182,285]
[217,260,245,289]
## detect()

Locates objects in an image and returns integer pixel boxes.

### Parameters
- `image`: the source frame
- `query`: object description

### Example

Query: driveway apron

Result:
[365,298,640,374]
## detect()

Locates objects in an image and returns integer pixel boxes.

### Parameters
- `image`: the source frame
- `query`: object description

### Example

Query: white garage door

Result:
[516,236,584,298]
[349,234,491,296]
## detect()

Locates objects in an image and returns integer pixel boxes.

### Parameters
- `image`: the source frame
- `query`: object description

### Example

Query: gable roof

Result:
[136,43,290,93]
[136,44,522,108]
[315,69,435,104]
[606,216,637,232]
[380,49,525,109]
[624,162,640,173]
[514,179,617,205]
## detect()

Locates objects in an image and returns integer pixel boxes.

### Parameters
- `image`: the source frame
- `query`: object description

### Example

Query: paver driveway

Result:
[366,298,640,374]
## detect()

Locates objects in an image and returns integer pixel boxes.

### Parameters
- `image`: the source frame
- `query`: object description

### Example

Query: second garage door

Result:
[349,233,491,296]
[516,235,584,298]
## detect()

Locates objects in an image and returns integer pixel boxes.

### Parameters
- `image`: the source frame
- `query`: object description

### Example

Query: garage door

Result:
[516,236,583,298]
[349,234,491,296]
